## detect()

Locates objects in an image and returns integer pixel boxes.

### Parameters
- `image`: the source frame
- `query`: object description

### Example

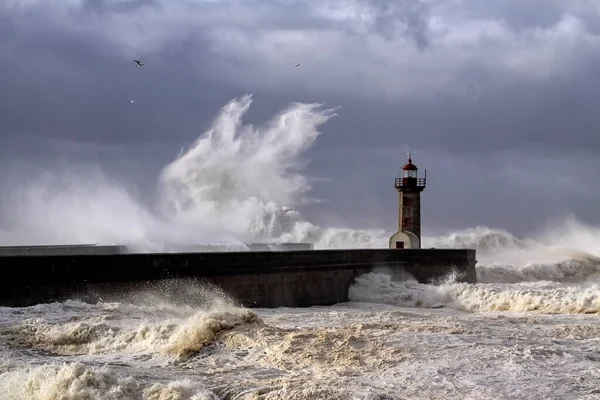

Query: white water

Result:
[0,96,599,398]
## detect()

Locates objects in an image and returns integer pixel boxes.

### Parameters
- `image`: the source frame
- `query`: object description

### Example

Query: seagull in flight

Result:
[294,63,300,67]
[133,60,144,67]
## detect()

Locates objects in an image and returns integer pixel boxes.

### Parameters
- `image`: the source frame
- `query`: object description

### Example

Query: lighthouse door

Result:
[395,241,404,249]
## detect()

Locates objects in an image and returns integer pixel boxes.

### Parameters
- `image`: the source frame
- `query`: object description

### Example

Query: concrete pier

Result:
[0,248,476,308]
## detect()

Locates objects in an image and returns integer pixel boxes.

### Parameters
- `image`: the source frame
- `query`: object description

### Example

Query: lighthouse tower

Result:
[389,152,426,249]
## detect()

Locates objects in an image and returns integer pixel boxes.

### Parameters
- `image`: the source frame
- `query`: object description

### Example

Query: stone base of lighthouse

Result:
[389,230,421,249]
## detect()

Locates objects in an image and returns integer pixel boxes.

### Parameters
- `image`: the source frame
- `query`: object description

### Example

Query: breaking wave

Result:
[2,288,259,359]
[350,217,600,315]
[349,273,600,314]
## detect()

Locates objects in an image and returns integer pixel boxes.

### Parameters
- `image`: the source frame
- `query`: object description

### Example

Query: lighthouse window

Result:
[404,198,413,207]
[403,170,417,179]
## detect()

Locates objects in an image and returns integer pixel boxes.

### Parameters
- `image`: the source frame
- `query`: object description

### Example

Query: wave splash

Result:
[349,272,600,314]
[0,94,389,250]
[0,362,219,400]
[350,218,600,314]
[2,285,259,360]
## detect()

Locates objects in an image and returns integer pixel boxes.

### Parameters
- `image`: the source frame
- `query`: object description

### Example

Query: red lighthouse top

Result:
[395,152,426,191]
[402,153,418,171]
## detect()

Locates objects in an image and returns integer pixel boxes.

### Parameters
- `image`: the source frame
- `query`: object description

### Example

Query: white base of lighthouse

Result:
[389,230,420,249]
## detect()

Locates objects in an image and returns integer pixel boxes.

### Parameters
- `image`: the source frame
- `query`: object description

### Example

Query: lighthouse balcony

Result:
[394,178,426,188]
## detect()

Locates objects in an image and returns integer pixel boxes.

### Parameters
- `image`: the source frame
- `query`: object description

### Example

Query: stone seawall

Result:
[0,249,476,308]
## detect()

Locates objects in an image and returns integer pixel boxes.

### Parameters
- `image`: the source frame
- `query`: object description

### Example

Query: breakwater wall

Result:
[0,243,313,256]
[0,248,476,308]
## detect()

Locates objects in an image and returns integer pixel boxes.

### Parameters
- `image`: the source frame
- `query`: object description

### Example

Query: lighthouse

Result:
[389,152,426,249]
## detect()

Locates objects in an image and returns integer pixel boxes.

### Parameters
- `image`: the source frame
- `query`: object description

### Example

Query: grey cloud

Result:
[0,15,237,144]
[80,0,158,14]
[464,0,600,33]
[355,0,431,48]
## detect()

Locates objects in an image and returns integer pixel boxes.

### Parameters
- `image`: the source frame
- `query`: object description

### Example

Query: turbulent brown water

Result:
[1,247,600,400]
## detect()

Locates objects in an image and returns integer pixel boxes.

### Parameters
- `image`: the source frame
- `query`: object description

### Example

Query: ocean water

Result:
[1,96,599,398]
[0,246,599,400]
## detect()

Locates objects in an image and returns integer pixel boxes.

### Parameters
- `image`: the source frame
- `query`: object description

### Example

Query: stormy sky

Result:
[1,0,600,236]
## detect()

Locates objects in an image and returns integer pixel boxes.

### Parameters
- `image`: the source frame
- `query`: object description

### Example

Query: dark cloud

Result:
[1,0,600,235]
[80,0,158,14]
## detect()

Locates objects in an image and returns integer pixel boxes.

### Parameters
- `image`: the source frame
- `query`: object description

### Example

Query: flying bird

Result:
[134,60,144,67]
[294,63,300,67]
